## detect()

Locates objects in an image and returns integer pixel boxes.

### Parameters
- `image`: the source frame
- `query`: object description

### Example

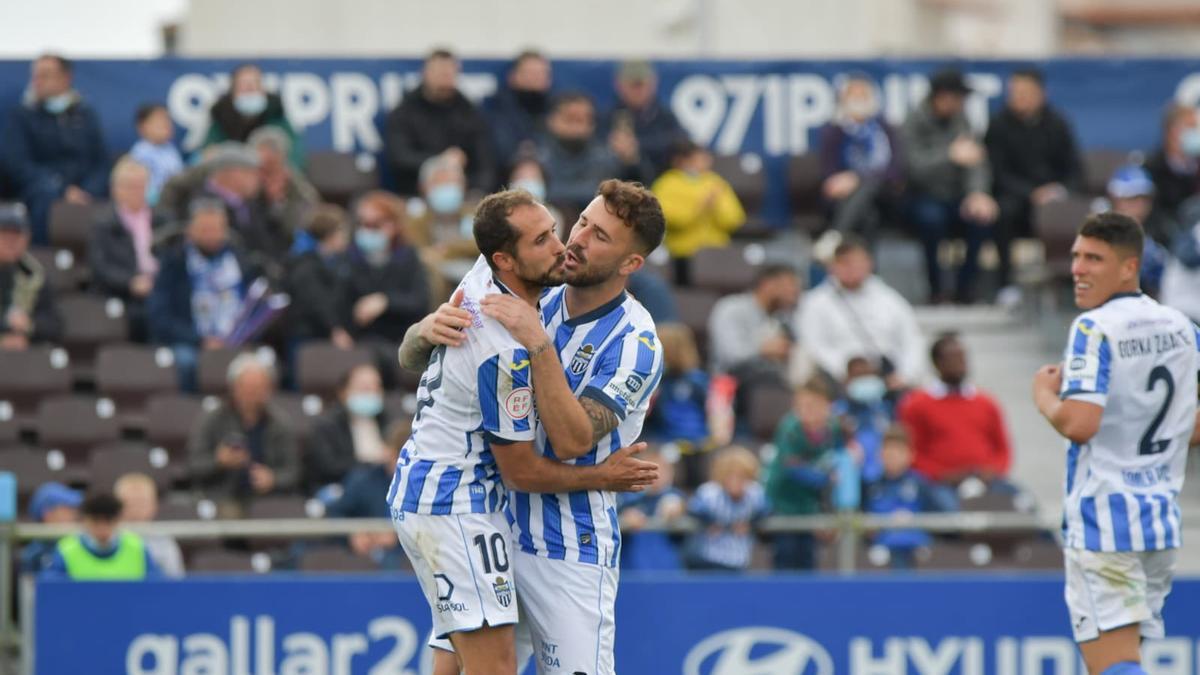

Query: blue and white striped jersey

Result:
[1059,292,1199,552]
[387,257,536,515]
[508,286,664,567]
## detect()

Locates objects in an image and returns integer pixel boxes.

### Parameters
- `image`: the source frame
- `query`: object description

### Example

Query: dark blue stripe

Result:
[1081,497,1100,550]
[1155,495,1176,547]
[1065,443,1080,495]
[1096,338,1112,394]
[634,331,655,375]
[1135,494,1157,550]
[1108,494,1131,551]
[554,323,575,356]
[607,506,621,567]
[1071,319,1092,356]
[400,460,435,512]
[569,491,598,564]
[385,468,401,506]
[470,463,487,513]
[515,492,534,553]
[542,494,566,559]
[541,288,564,326]
[489,483,501,512]
[431,467,462,515]
[477,355,501,432]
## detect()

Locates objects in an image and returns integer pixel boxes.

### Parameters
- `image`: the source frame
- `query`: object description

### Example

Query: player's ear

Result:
[491,250,515,273]
[619,252,645,277]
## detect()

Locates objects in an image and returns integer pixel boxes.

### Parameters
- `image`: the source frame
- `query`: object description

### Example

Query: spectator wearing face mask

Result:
[488,50,554,174]
[832,356,893,484]
[344,191,431,385]
[1,54,108,243]
[652,140,745,285]
[202,63,302,168]
[303,364,390,493]
[897,332,1013,486]
[407,156,478,300]
[1145,103,1200,243]
[815,74,904,254]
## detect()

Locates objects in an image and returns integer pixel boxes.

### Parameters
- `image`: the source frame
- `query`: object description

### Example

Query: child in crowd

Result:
[645,322,712,487]
[617,447,687,571]
[686,446,768,571]
[765,378,856,570]
[833,355,894,483]
[18,482,81,574]
[114,472,185,577]
[129,103,184,206]
[865,426,958,569]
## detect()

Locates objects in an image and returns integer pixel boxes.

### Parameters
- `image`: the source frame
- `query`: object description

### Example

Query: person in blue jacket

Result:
[0,54,108,244]
[42,493,159,580]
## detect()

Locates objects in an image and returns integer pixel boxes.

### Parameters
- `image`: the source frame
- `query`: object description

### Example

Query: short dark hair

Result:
[427,48,456,63]
[1010,67,1045,87]
[1079,211,1144,260]
[135,102,167,126]
[552,91,594,114]
[37,53,72,75]
[753,263,798,288]
[81,493,123,520]
[512,50,546,70]
[336,362,379,396]
[306,203,350,243]
[799,377,835,402]
[930,331,960,362]
[668,139,703,165]
[596,179,665,256]
[882,425,911,447]
[474,189,540,270]
[833,235,871,259]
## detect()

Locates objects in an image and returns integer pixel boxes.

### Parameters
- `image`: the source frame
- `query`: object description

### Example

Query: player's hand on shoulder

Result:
[420,288,472,347]
[481,294,544,348]
[599,442,659,492]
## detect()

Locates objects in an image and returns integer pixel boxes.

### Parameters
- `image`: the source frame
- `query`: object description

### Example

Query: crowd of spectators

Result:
[10,48,1200,577]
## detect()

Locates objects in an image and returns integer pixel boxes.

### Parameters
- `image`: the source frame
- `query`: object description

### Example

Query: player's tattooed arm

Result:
[397,288,471,372]
[581,397,620,446]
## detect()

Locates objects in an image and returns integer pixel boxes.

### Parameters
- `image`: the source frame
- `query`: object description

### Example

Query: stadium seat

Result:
[1032,194,1092,280]
[59,294,130,380]
[87,441,174,494]
[95,344,178,426]
[28,246,85,293]
[157,494,207,521]
[0,412,19,446]
[144,392,205,460]
[246,496,317,551]
[919,541,995,570]
[689,243,767,295]
[274,392,324,444]
[0,446,68,510]
[36,395,122,463]
[0,346,72,426]
[48,200,99,258]
[1083,148,1135,197]
[298,546,380,573]
[1003,538,1063,570]
[305,151,380,206]
[295,342,374,399]
[712,153,766,216]
[787,153,824,233]
[746,382,794,441]
[672,287,720,362]
[189,548,267,574]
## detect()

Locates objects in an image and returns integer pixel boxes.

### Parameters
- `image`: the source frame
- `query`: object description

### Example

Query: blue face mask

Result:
[346,392,383,418]
[846,375,887,404]
[355,228,390,253]
[512,178,546,202]
[234,92,268,117]
[428,184,465,215]
[1182,128,1200,158]
[43,94,71,114]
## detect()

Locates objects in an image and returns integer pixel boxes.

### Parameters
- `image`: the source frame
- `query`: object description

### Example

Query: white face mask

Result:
[234,92,268,117]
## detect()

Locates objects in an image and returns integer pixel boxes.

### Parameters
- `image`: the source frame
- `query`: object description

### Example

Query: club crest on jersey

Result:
[493,576,513,608]
[505,387,533,419]
[570,344,596,375]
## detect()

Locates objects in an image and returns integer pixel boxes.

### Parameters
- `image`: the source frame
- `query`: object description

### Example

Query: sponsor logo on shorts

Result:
[435,573,469,613]
[493,575,513,608]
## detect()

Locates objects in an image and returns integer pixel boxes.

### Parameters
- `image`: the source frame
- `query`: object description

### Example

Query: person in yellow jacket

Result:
[42,493,159,580]
[651,140,746,284]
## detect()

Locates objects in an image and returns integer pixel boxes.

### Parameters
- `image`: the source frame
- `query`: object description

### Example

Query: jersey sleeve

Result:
[581,329,664,420]
[1060,316,1112,407]
[476,347,535,445]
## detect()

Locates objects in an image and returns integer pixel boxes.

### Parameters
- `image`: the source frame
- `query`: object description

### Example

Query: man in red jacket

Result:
[898,332,1013,484]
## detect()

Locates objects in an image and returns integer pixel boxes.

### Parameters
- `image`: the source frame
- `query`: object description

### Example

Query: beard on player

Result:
[514,250,567,288]
[562,242,623,288]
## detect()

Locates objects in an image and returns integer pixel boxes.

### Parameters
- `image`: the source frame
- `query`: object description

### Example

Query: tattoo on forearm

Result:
[581,398,620,444]
[398,325,434,372]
